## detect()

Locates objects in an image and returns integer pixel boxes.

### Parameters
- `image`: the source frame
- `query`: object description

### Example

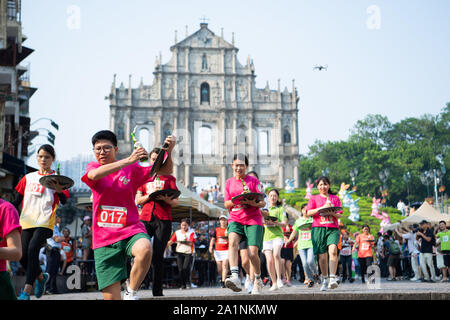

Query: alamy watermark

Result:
[366,5,381,30]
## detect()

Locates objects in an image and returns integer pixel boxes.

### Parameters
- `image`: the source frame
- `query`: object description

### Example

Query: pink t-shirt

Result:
[307,194,342,229]
[81,161,154,249]
[224,175,263,226]
[0,199,22,272]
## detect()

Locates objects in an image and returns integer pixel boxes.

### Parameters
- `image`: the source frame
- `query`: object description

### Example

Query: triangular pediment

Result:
[170,24,235,51]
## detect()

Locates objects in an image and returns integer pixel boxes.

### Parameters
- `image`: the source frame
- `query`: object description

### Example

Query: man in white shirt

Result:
[401,224,422,281]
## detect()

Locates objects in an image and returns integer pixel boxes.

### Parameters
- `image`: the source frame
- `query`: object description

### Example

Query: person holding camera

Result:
[401,224,422,281]
[416,220,436,283]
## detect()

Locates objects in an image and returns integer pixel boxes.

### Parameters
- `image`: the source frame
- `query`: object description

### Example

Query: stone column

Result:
[294,163,299,188]
[278,162,285,188]
[125,108,131,143]
[184,164,191,188]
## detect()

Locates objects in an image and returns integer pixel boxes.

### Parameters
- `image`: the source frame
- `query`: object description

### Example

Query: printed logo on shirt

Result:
[119,176,129,185]
[146,180,165,194]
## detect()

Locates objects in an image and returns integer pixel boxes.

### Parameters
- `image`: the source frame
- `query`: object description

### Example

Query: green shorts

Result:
[94,233,150,291]
[227,222,264,250]
[311,227,340,255]
[0,271,17,300]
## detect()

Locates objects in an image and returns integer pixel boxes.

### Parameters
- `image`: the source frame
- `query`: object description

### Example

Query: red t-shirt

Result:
[355,233,374,258]
[282,224,294,249]
[138,175,178,221]
[213,227,229,251]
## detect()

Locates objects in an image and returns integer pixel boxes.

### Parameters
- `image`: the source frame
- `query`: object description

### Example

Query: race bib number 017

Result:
[27,182,45,196]
[97,205,127,228]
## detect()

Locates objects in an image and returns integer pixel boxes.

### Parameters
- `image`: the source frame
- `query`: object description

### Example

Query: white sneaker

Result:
[251,278,263,294]
[328,276,339,289]
[244,274,252,290]
[320,280,328,291]
[247,279,254,294]
[269,284,279,291]
[277,279,284,289]
[225,276,242,292]
[123,290,139,300]
[410,277,418,282]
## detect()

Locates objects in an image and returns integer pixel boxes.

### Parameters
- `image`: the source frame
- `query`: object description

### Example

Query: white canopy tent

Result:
[385,202,450,231]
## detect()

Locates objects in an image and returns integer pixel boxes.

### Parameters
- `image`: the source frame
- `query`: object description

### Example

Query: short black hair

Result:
[247,171,259,179]
[439,220,446,225]
[37,144,56,159]
[232,153,249,167]
[180,218,190,225]
[92,130,117,147]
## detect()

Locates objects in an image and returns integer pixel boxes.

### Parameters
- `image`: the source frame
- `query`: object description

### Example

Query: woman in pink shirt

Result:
[223,154,266,294]
[306,176,342,291]
[81,130,175,300]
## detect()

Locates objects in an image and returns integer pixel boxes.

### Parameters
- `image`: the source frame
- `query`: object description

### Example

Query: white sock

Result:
[127,283,137,294]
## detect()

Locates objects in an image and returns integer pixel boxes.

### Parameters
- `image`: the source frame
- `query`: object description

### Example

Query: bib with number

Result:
[319,215,334,225]
[97,205,127,228]
[301,232,311,241]
[361,242,370,251]
[443,235,449,243]
[26,182,45,197]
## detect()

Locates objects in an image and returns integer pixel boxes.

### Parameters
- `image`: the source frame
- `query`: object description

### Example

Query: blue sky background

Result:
[21,0,450,165]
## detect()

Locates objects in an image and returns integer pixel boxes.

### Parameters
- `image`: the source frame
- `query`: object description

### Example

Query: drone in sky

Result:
[313,64,328,71]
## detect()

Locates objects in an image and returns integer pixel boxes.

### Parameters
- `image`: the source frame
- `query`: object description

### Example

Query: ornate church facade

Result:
[107,23,300,190]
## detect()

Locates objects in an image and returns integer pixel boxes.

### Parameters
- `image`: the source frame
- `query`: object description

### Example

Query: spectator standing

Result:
[45,215,64,294]
[60,228,75,275]
[416,220,436,283]
[436,220,450,282]
[401,224,422,281]
[80,216,92,274]
[397,200,406,216]
[339,231,354,283]
[382,234,401,281]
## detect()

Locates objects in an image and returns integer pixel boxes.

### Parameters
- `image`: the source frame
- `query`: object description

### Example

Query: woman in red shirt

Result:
[209,214,229,288]
[352,224,375,283]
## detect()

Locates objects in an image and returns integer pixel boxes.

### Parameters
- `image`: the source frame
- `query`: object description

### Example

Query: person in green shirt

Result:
[436,220,450,282]
[262,189,287,291]
[286,204,319,288]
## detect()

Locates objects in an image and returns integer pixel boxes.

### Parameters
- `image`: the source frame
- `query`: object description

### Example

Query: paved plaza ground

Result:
[32,278,449,300]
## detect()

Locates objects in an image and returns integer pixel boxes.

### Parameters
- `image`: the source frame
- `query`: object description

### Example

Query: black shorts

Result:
[239,239,248,250]
[443,251,450,267]
[387,254,400,267]
[281,247,294,262]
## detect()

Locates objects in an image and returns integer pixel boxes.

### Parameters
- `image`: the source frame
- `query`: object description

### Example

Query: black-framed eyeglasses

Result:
[93,145,114,154]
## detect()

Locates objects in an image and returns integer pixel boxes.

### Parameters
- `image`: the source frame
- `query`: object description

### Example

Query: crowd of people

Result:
[1,129,449,301]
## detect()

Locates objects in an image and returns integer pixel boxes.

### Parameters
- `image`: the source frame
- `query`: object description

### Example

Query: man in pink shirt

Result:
[0,198,22,300]
[223,154,266,294]
[81,130,175,300]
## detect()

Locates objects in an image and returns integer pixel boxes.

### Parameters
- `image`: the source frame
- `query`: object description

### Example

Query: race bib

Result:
[443,235,449,243]
[301,232,311,241]
[340,247,351,256]
[97,205,127,228]
[217,237,228,244]
[319,215,334,225]
[361,242,370,251]
[146,180,165,194]
[231,203,244,212]
[27,182,45,196]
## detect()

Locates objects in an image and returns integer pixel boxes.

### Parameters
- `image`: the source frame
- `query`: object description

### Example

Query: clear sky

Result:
[21,0,450,166]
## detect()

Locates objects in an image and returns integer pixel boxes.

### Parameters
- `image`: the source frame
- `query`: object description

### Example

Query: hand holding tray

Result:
[148,189,181,202]
[317,206,342,216]
[231,192,264,205]
[39,175,74,190]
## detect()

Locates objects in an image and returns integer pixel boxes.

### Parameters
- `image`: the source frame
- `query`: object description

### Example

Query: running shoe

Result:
[328,276,339,289]
[247,279,254,294]
[307,281,315,288]
[123,290,139,300]
[17,289,30,300]
[285,280,292,287]
[244,274,252,290]
[34,273,49,299]
[269,284,279,291]
[251,278,263,295]
[276,279,284,289]
[225,276,242,292]
[320,280,328,291]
